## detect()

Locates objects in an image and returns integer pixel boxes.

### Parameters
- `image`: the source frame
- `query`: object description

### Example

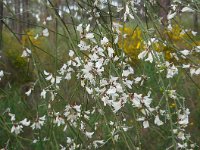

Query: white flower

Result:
[33,139,38,143]
[65,73,71,80]
[101,96,110,106]
[77,24,83,33]
[86,87,93,94]
[109,121,114,126]
[145,52,153,63]
[134,77,142,84]
[0,70,4,80]
[54,114,65,127]
[107,47,114,58]
[154,115,164,126]
[21,48,31,57]
[191,31,197,36]
[138,50,148,60]
[143,120,149,128]
[106,86,116,95]
[41,89,47,99]
[177,131,185,140]
[181,7,194,13]
[132,93,142,108]
[73,105,81,112]
[60,145,66,150]
[166,62,178,78]
[112,100,122,113]
[11,124,23,135]
[54,76,62,84]
[195,46,200,52]
[114,36,118,44]
[123,127,129,132]
[168,24,172,30]
[20,118,30,126]
[31,115,46,130]
[167,90,177,99]
[95,59,103,69]
[66,137,73,144]
[173,129,178,134]
[182,64,190,69]
[190,68,196,76]
[46,16,52,21]
[138,50,154,63]
[44,70,49,75]
[177,143,187,149]
[178,108,190,125]
[85,33,94,39]
[123,3,134,22]
[42,28,49,37]
[8,113,16,121]
[85,24,90,32]
[25,88,32,96]
[143,94,152,108]
[34,34,39,39]
[137,117,145,121]
[78,41,90,51]
[180,50,190,56]
[195,68,200,75]
[123,79,133,89]
[85,131,94,138]
[45,74,52,81]
[122,67,134,77]
[93,140,105,149]
[167,12,176,20]
[69,50,74,57]
[101,37,109,45]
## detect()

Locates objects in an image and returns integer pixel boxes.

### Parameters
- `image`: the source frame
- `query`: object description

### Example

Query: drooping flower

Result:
[11,124,23,135]
[46,16,52,21]
[42,28,49,37]
[31,115,46,130]
[25,88,32,96]
[41,89,47,99]
[85,131,94,138]
[166,62,178,78]
[154,115,164,126]
[54,113,65,127]
[181,7,194,13]
[21,48,31,58]
[138,50,153,63]
[101,37,109,45]
[20,118,30,126]
[0,70,4,80]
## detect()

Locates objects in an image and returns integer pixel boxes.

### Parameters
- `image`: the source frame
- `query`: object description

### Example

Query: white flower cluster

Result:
[5,111,30,135]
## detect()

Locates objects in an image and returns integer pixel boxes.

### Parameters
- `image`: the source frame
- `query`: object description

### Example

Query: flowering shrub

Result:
[119,24,200,65]
[118,26,144,63]
[0,0,200,149]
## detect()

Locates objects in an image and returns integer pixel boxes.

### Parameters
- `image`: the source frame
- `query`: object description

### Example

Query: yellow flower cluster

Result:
[118,27,144,63]
[22,30,43,47]
[118,25,197,63]
[153,25,194,62]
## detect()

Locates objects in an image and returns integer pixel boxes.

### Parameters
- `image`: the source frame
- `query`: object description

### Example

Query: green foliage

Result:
[2,30,33,84]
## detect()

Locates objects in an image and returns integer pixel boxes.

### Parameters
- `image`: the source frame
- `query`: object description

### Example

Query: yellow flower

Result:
[118,25,198,64]
[170,103,176,108]
[22,30,43,47]
[118,26,144,62]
